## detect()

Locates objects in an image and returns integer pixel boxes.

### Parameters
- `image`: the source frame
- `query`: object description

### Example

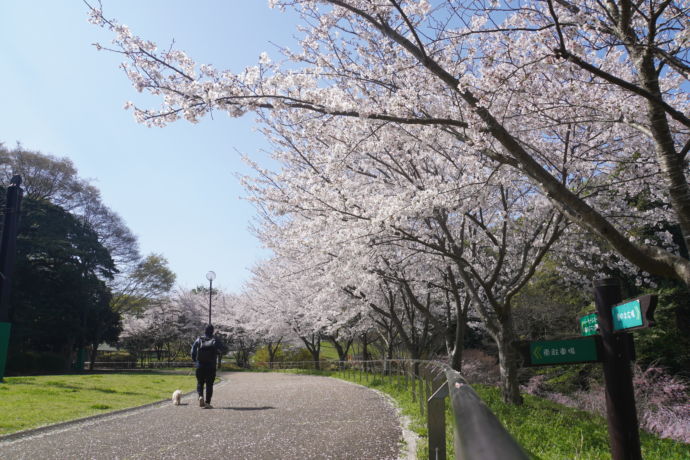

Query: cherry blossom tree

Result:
[88,0,689,286]
[237,280,291,366]
[244,104,568,402]
[119,289,203,362]
[88,0,688,404]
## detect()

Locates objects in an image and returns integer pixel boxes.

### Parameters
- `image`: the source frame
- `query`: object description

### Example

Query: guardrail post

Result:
[418,368,425,416]
[428,382,449,460]
[411,368,416,402]
[422,364,430,401]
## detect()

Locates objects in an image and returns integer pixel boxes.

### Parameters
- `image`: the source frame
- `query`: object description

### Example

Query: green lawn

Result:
[318,341,342,360]
[279,368,690,460]
[0,372,197,435]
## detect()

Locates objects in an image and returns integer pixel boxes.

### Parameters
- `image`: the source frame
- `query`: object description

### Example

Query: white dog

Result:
[172,389,182,406]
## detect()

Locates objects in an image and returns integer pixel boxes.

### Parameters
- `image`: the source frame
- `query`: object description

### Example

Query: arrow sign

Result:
[517,336,602,366]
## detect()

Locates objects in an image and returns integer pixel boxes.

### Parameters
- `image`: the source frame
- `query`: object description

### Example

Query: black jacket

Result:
[191,335,221,368]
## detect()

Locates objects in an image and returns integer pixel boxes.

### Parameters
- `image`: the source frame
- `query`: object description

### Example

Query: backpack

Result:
[197,337,216,364]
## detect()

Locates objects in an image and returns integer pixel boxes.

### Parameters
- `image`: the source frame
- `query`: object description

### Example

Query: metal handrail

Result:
[443,367,528,460]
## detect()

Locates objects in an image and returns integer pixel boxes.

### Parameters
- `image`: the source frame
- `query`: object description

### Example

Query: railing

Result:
[84,361,194,369]
[254,359,529,460]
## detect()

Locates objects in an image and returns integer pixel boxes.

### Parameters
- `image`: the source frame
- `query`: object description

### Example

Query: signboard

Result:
[519,336,601,366]
[612,299,644,331]
[578,294,657,336]
[579,313,598,336]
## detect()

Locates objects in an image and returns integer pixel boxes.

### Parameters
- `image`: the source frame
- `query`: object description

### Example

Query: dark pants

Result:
[196,365,216,403]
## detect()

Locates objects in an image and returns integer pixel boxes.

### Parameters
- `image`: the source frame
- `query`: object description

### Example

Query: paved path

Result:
[0,372,406,460]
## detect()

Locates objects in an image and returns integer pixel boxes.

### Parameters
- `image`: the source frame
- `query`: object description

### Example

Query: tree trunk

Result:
[495,317,523,405]
[449,318,464,372]
[299,334,321,370]
[89,343,98,371]
[63,339,75,372]
[267,341,281,369]
[308,348,318,370]
[361,333,369,372]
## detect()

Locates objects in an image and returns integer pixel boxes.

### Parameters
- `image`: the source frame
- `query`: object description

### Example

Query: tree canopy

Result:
[88,0,689,403]
[8,195,116,366]
[1,146,176,371]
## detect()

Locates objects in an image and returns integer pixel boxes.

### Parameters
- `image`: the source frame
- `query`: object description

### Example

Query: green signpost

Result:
[579,313,598,336]
[521,336,601,366]
[612,299,644,330]
[578,294,657,336]
[519,281,655,460]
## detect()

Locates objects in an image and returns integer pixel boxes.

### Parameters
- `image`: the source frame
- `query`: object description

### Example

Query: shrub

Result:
[253,345,285,363]
[522,363,690,443]
[6,351,66,374]
[461,349,500,385]
[251,346,314,367]
[634,364,690,443]
[94,351,135,363]
[283,347,313,362]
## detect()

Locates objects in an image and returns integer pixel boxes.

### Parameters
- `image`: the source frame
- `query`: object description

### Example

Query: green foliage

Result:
[252,345,314,364]
[6,195,120,371]
[281,347,313,362]
[253,345,284,363]
[0,372,195,435]
[111,254,176,315]
[512,259,590,341]
[91,351,134,363]
[319,341,343,360]
[635,283,690,376]
[5,351,66,374]
[529,364,602,394]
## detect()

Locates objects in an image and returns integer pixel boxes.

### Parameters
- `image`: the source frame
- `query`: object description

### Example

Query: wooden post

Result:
[418,370,425,416]
[427,382,448,460]
[593,278,642,460]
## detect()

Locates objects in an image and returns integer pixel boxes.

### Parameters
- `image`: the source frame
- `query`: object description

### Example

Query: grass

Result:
[318,341,342,360]
[475,385,690,460]
[274,368,690,460]
[0,371,197,435]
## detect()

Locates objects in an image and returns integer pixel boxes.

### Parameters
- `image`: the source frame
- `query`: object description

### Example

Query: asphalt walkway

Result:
[0,372,407,460]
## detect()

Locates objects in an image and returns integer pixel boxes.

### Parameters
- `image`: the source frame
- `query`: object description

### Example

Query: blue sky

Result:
[1,2,301,292]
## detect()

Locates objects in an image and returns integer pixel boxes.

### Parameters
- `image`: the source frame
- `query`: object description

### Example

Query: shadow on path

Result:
[214,406,275,411]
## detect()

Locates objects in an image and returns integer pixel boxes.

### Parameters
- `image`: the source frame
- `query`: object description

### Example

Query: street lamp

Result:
[205,271,216,325]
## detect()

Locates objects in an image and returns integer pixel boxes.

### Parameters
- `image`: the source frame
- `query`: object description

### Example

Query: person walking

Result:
[191,324,220,408]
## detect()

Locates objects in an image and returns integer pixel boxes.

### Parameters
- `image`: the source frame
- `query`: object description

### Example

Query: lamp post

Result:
[205,271,216,325]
